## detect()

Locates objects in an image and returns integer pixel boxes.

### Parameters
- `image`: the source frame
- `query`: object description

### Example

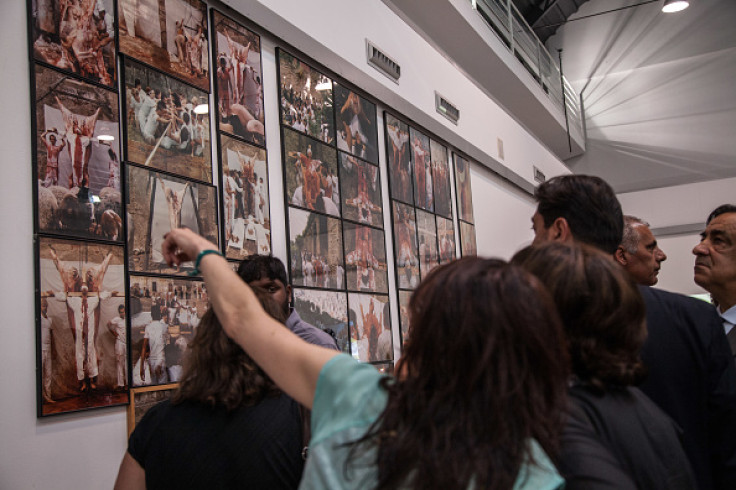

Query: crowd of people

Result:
[281,80,334,144]
[288,146,340,216]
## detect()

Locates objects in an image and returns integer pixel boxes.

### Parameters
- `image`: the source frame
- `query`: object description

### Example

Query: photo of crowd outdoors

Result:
[37,238,126,416]
[35,65,123,242]
[343,223,388,294]
[128,276,207,387]
[31,0,116,87]
[411,128,433,213]
[430,139,453,219]
[416,209,439,280]
[392,201,419,290]
[128,385,176,435]
[385,113,414,205]
[348,293,393,363]
[334,83,378,164]
[126,165,218,275]
[288,207,344,290]
[118,0,209,91]
[339,152,383,228]
[279,50,334,144]
[213,10,265,146]
[292,288,349,353]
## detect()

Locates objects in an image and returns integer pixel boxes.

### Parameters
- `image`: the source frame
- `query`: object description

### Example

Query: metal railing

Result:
[471,0,584,139]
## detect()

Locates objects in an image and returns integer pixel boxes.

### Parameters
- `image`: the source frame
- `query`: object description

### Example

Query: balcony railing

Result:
[471,0,583,140]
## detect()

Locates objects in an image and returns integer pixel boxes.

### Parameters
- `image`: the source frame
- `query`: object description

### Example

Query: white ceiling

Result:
[545,0,736,192]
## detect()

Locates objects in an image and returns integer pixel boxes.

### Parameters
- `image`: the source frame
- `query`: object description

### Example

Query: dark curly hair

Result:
[172,288,287,410]
[513,242,647,389]
[352,257,569,490]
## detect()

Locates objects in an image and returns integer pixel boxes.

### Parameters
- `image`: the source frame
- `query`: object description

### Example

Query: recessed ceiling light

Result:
[662,0,689,13]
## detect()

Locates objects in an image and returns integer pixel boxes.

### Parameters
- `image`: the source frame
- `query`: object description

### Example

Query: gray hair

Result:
[620,215,650,254]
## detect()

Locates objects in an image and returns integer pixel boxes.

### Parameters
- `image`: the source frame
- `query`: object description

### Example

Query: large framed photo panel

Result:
[392,201,419,290]
[293,288,349,353]
[118,0,209,91]
[454,153,474,224]
[212,10,265,147]
[348,293,392,363]
[437,216,457,263]
[410,128,433,212]
[334,82,378,164]
[459,221,478,257]
[220,135,271,258]
[30,0,117,87]
[127,165,218,275]
[416,209,439,280]
[37,237,127,416]
[430,139,452,219]
[343,223,388,294]
[288,207,344,290]
[34,64,123,241]
[129,276,208,387]
[385,113,413,205]
[122,57,212,182]
[278,50,334,144]
[283,127,340,217]
[339,152,382,227]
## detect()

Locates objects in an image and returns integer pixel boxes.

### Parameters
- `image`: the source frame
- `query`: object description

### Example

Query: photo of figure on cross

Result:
[339,152,383,228]
[343,223,388,294]
[334,83,378,164]
[348,293,393,363]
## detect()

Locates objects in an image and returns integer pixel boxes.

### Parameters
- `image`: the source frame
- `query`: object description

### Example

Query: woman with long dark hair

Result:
[156,228,569,489]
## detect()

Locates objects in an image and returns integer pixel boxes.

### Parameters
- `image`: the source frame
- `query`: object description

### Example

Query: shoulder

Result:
[128,400,173,466]
[287,311,339,350]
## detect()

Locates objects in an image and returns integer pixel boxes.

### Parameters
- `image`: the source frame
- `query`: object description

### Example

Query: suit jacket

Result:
[639,286,736,490]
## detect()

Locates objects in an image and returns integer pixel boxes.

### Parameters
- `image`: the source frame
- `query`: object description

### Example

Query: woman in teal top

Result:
[160,228,569,490]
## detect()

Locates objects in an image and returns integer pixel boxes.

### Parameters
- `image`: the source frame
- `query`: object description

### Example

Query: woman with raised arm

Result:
[157,228,569,490]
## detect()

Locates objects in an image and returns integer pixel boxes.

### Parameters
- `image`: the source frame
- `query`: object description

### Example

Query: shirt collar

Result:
[719,304,736,335]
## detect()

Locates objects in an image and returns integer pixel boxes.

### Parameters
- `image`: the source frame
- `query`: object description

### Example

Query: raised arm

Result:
[161,228,338,407]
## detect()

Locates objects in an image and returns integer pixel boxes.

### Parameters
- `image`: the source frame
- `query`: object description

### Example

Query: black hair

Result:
[707,204,736,224]
[237,255,289,287]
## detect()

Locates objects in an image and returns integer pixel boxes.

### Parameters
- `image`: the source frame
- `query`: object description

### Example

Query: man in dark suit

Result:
[531,175,736,490]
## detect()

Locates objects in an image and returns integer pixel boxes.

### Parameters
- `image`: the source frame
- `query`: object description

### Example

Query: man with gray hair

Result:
[614,215,667,286]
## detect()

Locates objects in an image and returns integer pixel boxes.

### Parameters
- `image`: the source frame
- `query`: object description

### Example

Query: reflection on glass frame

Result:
[118,0,209,91]
[220,135,271,259]
[123,57,212,182]
[430,139,452,219]
[127,384,178,436]
[392,201,419,290]
[30,0,117,87]
[454,153,474,224]
[288,207,344,289]
[212,10,265,147]
[437,216,457,264]
[34,64,123,241]
[416,209,439,280]
[37,237,127,416]
[410,128,433,212]
[344,223,388,294]
[385,113,413,205]
[334,83,378,164]
[398,290,412,350]
[283,128,339,217]
[278,50,334,144]
[460,221,478,257]
[371,362,394,375]
[127,165,219,275]
[293,288,349,353]
[339,152,382,228]
[348,293,392,362]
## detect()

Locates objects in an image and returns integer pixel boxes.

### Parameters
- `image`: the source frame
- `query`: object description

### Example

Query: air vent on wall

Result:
[366,39,400,83]
[533,166,546,183]
[435,92,459,125]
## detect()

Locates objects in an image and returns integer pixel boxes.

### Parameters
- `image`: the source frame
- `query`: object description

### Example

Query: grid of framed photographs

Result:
[454,154,478,257]
[278,49,393,365]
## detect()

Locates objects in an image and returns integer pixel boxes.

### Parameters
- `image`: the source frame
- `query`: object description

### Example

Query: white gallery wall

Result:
[1,0,568,487]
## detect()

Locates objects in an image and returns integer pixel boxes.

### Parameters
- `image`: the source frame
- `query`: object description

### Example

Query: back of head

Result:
[620,215,648,254]
[237,254,288,286]
[534,175,623,254]
[373,257,569,490]
[173,288,287,410]
[513,243,646,389]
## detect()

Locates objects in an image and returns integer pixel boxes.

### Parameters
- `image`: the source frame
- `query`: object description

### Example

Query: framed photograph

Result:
[460,221,478,257]
[129,275,207,387]
[454,153,474,224]
[34,64,123,241]
[37,237,127,416]
[398,290,412,350]
[339,152,382,228]
[212,10,265,147]
[385,113,413,205]
[348,293,392,362]
[293,288,349,353]
[127,165,219,275]
[430,139,452,219]
[128,384,178,436]
[344,223,388,294]
[437,216,457,263]
[334,82,378,164]
[118,0,209,91]
[411,128,433,212]
[288,207,344,289]
[220,135,271,259]
[392,201,419,290]
[283,127,340,217]
[278,50,334,144]
[30,0,116,87]
[123,57,211,182]
[416,209,439,280]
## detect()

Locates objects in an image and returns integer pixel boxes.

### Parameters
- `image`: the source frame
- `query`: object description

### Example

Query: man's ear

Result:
[550,217,573,244]
[614,247,628,266]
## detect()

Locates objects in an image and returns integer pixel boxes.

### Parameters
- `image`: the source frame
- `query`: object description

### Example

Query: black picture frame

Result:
[292,288,349,354]
[454,152,474,224]
[347,292,393,363]
[391,200,420,290]
[333,82,378,164]
[287,206,344,290]
[384,112,414,206]
[459,220,478,257]
[430,139,452,219]
[343,223,388,294]
[410,127,433,212]
[339,152,383,228]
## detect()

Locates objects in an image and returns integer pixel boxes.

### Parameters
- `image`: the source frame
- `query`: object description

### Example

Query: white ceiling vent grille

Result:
[366,39,400,83]
[435,92,459,125]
